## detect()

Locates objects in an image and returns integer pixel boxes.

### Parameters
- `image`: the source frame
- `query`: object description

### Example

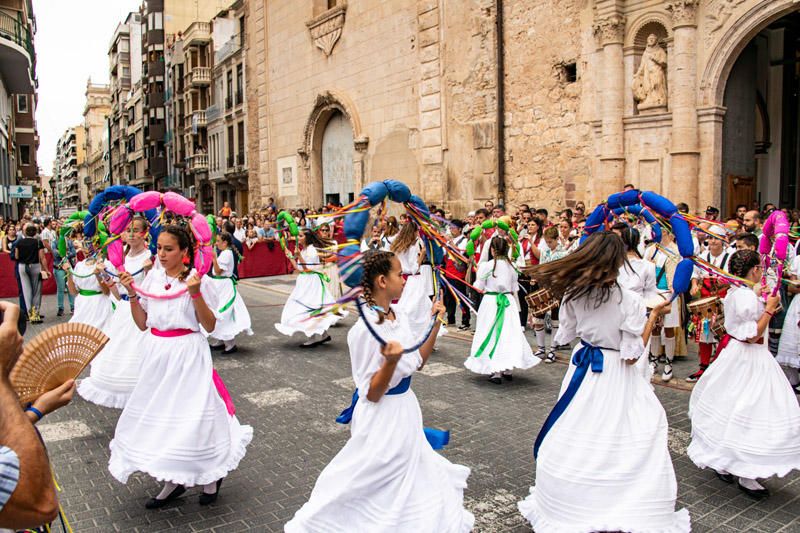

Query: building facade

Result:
[208,0,248,215]
[82,81,111,197]
[0,0,37,219]
[54,126,85,214]
[241,0,800,217]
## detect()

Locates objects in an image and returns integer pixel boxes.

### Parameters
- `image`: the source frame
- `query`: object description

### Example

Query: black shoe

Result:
[793,383,800,395]
[737,481,770,499]
[210,343,225,351]
[447,321,456,327]
[222,345,238,355]
[145,485,186,509]
[488,376,502,385]
[199,479,223,506]
[57,308,64,317]
[715,471,734,484]
[502,373,513,382]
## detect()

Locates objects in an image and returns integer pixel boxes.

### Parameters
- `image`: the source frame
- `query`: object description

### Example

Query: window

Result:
[226,71,233,109]
[239,17,246,46]
[19,145,30,165]
[16,95,27,113]
[227,125,234,167]
[236,64,243,105]
[237,122,245,165]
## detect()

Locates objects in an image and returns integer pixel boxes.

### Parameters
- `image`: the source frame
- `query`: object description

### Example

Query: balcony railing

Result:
[190,154,208,172]
[214,34,241,64]
[0,10,35,91]
[184,21,211,46]
[190,66,211,87]
[206,104,220,123]
[192,110,207,129]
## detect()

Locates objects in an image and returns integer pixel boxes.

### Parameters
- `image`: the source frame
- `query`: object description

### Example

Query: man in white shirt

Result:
[40,219,57,256]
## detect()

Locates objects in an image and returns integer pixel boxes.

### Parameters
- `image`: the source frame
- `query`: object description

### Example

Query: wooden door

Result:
[725,174,755,218]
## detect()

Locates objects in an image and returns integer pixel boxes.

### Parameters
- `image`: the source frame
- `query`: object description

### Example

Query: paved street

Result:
[14,277,800,533]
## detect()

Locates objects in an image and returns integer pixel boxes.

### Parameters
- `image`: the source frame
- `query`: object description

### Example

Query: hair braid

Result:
[360,250,395,324]
[728,249,760,278]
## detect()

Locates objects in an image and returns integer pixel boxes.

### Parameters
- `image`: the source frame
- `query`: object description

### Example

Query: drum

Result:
[687,296,721,319]
[525,288,558,316]
[710,310,726,338]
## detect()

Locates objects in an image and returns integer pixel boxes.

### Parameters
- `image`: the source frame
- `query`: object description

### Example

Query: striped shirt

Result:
[0,446,20,511]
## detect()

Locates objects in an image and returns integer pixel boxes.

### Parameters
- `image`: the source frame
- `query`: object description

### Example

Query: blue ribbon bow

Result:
[533,340,605,458]
[336,376,450,450]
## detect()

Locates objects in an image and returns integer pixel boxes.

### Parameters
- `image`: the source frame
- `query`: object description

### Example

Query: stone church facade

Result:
[245,0,800,217]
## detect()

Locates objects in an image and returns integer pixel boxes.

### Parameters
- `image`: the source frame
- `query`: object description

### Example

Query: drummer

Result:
[687,225,731,382]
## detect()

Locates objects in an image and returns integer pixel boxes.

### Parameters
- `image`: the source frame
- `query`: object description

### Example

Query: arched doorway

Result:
[321,111,354,207]
[702,1,800,215]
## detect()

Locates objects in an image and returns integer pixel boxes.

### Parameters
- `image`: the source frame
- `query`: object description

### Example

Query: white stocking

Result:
[739,478,765,491]
[663,335,675,363]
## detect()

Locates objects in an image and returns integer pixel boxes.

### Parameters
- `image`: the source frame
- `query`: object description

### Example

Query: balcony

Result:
[192,110,207,129]
[145,91,164,108]
[205,104,220,123]
[148,60,165,77]
[0,10,35,92]
[146,122,166,142]
[190,66,211,87]
[147,156,167,177]
[190,154,208,172]
[214,34,241,65]
[184,21,211,46]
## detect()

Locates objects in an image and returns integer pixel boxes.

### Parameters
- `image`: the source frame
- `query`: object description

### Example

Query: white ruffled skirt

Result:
[688,338,800,479]
[108,331,252,486]
[518,346,689,532]
[776,295,800,369]
[465,293,539,374]
[285,388,474,532]
[78,298,146,408]
[202,277,253,341]
[69,292,114,335]
[275,271,344,337]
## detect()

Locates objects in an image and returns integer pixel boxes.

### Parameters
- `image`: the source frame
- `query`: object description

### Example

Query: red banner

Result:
[0,253,57,298]
[237,241,293,279]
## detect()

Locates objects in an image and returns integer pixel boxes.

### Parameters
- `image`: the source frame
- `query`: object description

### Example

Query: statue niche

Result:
[633,34,668,112]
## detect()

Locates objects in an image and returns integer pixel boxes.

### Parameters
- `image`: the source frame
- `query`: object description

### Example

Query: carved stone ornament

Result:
[666,0,699,28]
[703,0,745,46]
[593,14,626,46]
[306,3,347,57]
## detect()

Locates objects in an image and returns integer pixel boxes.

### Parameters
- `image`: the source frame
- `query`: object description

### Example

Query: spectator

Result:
[0,302,60,530]
[623,183,635,191]
[51,233,76,317]
[232,218,246,242]
[443,220,470,330]
[735,204,747,224]
[1,225,18,254]
[222,221,244,279]
[40,219,57,254]
[245,229,259,250]
[743,210,762,237]
[14,224,49,324]
[705,205,720,221]
[484,200,494,212]
[535,208,549,227]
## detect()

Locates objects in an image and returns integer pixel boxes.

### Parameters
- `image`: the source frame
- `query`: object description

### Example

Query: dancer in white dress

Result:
[110,225,252,508]
[688,249,800,499]
[316,221,344,303]
[285,250,474,532]
[776,253,800,392]
[65,255,114,334]
[518,232,689,532]
[206,232,252,354]
[275,229,343,347]
[466,237,538,383]
[78,216,152,408]
[645,230,681,381]
[391,221,444,335]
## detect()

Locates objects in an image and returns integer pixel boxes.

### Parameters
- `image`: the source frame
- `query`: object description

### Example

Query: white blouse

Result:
[554,286,647,360]
[394,239,422,275]
[475,260,518,294]
[138,268,218,332]
[124,249,152,285]
[346,308,423,399]
[618,257,658,299]
[216,249,235,277]
[723,285,762,341]
[72,259,115,291]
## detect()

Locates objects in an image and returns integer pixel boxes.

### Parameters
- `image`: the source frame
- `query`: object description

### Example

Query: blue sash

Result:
[533,340,606,458]
[336,376,450,450]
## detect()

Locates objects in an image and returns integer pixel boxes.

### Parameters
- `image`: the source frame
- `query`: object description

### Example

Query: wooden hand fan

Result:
[10,323,109,404]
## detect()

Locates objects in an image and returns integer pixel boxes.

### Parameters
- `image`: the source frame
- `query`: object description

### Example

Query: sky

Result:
[35,0,140,177]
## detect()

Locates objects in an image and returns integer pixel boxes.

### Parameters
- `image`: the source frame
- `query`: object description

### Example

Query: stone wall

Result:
[502,0,594,211]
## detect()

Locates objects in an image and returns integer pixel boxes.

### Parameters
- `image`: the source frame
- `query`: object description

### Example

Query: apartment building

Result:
[0,0,37,218]
[82,81,111,197]
[54,127,85,214]
[208,0,247,215]
[181,20,212,210]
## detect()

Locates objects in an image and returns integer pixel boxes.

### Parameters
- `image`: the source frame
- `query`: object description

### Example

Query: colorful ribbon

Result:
[473,292,510,359]
[534,340,605,458]
[336,376,449,450]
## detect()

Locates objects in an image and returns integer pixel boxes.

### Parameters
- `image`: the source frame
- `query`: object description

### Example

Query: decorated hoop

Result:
[464,218,519,259]
[84,185,158,253]
[583,189,693,298]
[759,209,790,297]
[276,210,299,251]
[525,288,558,316]
[107,191,214,278]
[57,210,89,258]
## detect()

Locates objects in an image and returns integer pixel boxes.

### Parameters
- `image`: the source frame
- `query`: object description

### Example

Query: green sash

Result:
[474,292,511,359]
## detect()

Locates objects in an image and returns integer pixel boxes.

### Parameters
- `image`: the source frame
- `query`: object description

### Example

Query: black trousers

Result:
[444,275,470,326]
[518,277,532,326]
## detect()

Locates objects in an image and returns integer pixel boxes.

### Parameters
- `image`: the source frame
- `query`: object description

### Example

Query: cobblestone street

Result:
[18,278,800,532]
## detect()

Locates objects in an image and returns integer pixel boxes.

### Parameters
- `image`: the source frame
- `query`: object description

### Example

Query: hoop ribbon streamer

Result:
[533,340,606,458]
[335,376,449,450]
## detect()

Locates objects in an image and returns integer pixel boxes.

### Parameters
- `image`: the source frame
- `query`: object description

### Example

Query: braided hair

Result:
[611,221,641,258]
[360,250,395,324]
[728,249,760,279]
[489,236,510,278]
[161,224,194,281]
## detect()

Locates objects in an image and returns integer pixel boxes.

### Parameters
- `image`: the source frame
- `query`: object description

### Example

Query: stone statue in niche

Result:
[633,34,668,112]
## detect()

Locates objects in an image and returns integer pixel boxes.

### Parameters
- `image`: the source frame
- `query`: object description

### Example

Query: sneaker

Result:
[458,324,470,331]
[661,363,673,382]
[534,348,546,358]
[56,308,64,317]
[685,368,705,383]
[544,350,556,363]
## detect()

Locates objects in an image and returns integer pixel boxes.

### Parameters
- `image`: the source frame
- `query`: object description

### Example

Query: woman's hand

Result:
[40,270,50,280]
[187,273,202,296]
[118,271,135,293]
[380,340,403,364]
[31,379,75,417]
[60,262,70,272]
[651,299,671,317]
[431,300,445,319]
[766,293,781,314]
